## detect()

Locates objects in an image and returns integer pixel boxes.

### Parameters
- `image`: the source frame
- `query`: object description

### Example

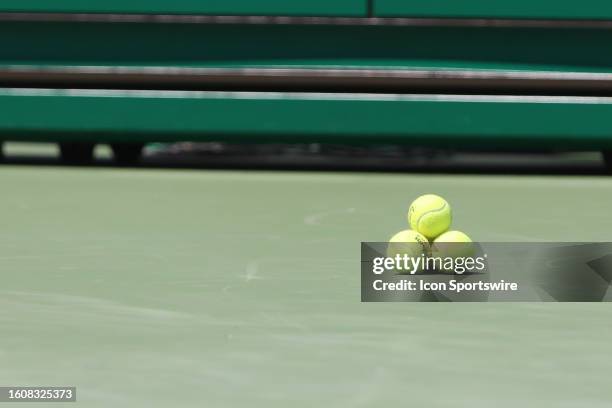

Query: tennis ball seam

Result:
[415,202,449,232]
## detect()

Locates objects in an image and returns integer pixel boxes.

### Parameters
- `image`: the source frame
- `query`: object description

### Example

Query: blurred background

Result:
[0,142,608,175]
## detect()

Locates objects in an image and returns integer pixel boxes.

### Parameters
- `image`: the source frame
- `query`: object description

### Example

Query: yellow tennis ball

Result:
[387,229,430,259]
[432,230,475,258]
[407,194,452,239]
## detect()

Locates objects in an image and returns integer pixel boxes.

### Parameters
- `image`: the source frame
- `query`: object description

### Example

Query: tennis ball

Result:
[408,194,452,239]
[387,230,430,273]
[432,230,474,256]
[387,230,430,256]
[431,231,475,274]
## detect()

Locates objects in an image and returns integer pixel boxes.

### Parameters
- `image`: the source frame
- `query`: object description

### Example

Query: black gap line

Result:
[367,0,374,18]
[3,79,612,97]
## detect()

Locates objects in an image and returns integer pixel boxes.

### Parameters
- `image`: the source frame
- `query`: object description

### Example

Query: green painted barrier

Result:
[2,89,612,149]
[0,0,366,16]
[375,0,612,20]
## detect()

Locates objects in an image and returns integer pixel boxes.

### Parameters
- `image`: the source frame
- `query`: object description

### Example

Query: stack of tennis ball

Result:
[387,194,474,271]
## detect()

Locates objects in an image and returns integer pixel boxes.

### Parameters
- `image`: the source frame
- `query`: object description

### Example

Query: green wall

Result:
[375,0,612,20]
[0,0,366,16]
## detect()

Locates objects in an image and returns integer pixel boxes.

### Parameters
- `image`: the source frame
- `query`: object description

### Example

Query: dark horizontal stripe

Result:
[3,67,612,95]
[1,22,612,78]
[1,13,612,28]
